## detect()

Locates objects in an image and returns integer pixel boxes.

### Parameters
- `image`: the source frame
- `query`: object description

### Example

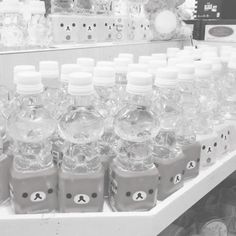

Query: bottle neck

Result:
[69,94,95,107]
[126,92,152,107]
[17,93,43,107]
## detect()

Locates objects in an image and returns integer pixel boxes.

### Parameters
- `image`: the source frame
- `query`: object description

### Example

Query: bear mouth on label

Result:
[66,35,71,41]
[88,35,92,40]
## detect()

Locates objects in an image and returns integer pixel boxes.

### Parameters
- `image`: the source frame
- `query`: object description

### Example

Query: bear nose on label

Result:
[187,161,196,169]
[74,194,90,205]
[30,192,46,202]
[132,191,147,202]
[66,26,70,31]
[207,147,212,153]
[174,174,182,184]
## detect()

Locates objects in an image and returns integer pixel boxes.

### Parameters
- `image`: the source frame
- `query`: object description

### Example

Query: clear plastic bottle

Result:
[93,66,118,197]
[110,72,160,212]
[51,0,74,14]
[60,64,82,95]
[77,57,95,74]
[153,67,186,200]
[7,71,58,214]
[27,1,49,48]
[39,61,65,166]
[58,72,105,213]
[194,61,217,135]
[194,61,219,166]
[0,0,25,48]
[128,63,148,73]
[114,57,132,109]
[113,0,128,16]
[148,59,167,81]
[176,64,201,179]
[74,0,94,14]
[127,0,148,17]
[92,0,113,15]
[0,86,13,205]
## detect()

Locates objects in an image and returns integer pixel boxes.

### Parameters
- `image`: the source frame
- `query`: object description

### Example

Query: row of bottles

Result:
[51,0,147,17]
[1,44,236,214]
[0,0,151,49]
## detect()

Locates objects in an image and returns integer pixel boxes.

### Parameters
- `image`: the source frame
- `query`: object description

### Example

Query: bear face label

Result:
[187,161,196,170]
[132,191,147,202]
[30,191,46,202]
[74,194,90,205]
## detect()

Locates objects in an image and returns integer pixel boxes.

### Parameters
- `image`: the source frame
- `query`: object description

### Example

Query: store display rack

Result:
[0,40,187,88]
[1,151,236,236]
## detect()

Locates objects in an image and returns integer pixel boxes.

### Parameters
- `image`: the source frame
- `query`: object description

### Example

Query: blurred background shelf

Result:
[0,40,189,88]
[1,151,236,236]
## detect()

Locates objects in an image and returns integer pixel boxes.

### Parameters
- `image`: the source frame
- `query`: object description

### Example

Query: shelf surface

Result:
[1,151,236,236]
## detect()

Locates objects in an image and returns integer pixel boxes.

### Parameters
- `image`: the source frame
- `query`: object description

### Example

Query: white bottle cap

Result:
[14,65,36,84]
[167,47,180,58]
[0,0,21,13]
[168,57,180,66]
[96,61,115,68]
[126,72,153,95]
[61,64,82,83]
[178,55,194,64]
[128,63,148,73]
[16,71,43,95]
[39,61,59,80]
[177,64,195,82]
[148,60,167,75]
[155,67,178,88]
[194,61,212,78]
[68,72,94,96]
[152,53,167,61]
[118,53,134,62]
[93,67,115,87]
[138,56,152,65]
[228,56,236,70]
[202,57,222,73]
[114,57,131,73]
[29,0,46,14]
[77,57,95,67]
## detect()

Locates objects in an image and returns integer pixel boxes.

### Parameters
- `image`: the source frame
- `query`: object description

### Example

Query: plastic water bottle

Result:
[93,0,113,15]
[148,60,167,80]
[0,0,25,48]
[114,57,132,108]
[58,72,105,213]
[60,64,81,95]
[51,0,74,14]
[194,61,219,166]
[153,67,185,200]
[14,65,36,86]
[77,57,95,74]
[110,72,160,212]
[127,0,148,17]
[7,71,58,214]
[153,68,181,150]
[0,86,13,205]
[93,66,118,197]
[27,1,49,47]
[176,64,201,179]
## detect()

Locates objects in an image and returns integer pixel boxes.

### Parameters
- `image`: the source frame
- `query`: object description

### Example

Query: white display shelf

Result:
[0,40,189,88]
[1,151,236,236]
